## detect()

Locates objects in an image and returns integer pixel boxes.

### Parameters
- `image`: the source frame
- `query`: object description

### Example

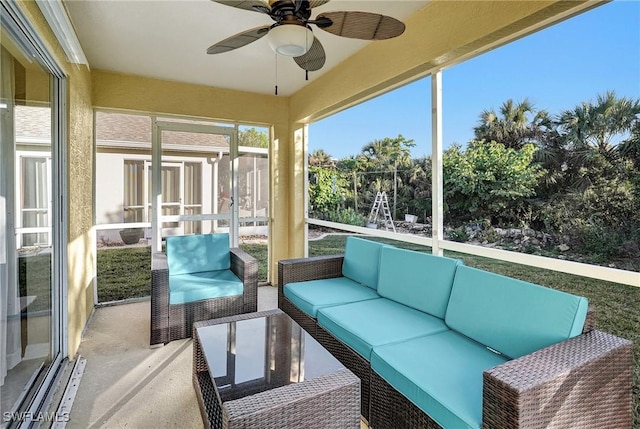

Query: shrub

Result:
[447,226,469,242]
[326,208,366,226]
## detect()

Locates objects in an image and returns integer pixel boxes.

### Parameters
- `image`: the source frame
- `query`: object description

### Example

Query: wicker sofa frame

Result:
[278,253,633,428]
[151,247,258,346]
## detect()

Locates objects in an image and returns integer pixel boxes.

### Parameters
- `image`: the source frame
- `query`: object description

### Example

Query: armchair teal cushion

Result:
[166,233,230,275]
[377,247,461,319]
[169,270,243,305]
[445,265,589,359]
[342,237,389,289]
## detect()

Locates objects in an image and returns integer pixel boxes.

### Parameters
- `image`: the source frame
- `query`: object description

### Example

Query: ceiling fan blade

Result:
[308,0,330,8]
[316,11,405,40]
[207,26,270,54]
[293,36,326,71]
[212,0,270,13]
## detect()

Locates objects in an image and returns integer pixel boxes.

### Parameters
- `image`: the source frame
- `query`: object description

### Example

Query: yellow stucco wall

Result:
[16,1,95,358]
[92,70,287,125]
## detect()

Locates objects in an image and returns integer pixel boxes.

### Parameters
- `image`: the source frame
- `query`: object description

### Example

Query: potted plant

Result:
[119,228,143,245]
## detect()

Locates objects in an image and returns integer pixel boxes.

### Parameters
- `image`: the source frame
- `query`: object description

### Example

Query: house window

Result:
[123,160,145,222]
[123,159,202,233]
[157,164,180,228]
[19,155,51,246]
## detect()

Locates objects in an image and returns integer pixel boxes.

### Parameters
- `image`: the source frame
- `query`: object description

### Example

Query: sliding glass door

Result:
[1,3,65,424]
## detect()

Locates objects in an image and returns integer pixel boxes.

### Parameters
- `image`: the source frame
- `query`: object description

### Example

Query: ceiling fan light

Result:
[267,24,313,57]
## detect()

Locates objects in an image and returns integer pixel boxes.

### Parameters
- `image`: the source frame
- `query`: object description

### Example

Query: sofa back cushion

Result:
[342,237,387,289]
[377,247,461,319]
[445,265,589,359]
[166,233,230,275]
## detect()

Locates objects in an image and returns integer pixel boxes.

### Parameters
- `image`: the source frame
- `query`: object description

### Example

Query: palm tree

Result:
[360,135,415,217]
[558,91,640,153]
[556,91,640,188]
[618,120,640,167]
[308,149,334,167]
[474,98,552,149]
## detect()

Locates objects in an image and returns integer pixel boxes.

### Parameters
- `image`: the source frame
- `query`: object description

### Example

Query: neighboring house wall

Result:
[93,110,268,242]
[94,149,227,242]
[95,151,128,225]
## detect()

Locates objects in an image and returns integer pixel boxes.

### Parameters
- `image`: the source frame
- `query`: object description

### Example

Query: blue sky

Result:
[308,1,640,159]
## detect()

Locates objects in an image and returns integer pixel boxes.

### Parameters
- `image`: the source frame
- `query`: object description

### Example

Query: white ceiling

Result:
[65,0,428,96]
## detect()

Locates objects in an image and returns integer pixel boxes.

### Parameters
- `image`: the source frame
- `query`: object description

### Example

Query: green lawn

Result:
[18,253,52,312]
[96,246,152,302]
[94,236,639,425]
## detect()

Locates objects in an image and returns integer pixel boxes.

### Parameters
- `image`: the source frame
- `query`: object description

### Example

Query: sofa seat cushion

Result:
[317,298,449,361]
[169,269,242,305]
[284,276,380,318]
[371,330,509,429]
[377,246,461,318]
[446,265,589,359]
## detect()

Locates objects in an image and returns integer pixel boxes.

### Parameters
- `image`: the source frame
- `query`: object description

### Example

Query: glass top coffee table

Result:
[193,309,360,429]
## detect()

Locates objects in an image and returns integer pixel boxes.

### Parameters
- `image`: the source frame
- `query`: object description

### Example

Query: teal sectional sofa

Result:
[277,237,632,428]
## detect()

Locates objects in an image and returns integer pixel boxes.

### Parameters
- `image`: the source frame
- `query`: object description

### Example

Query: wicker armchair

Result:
[150,235,258,346]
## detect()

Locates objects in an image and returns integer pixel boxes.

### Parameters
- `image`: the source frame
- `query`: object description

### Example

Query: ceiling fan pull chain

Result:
[275,53,279,95]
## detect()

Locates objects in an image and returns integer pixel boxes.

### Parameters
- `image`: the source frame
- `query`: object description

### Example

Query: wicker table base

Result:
[193,309,361,429]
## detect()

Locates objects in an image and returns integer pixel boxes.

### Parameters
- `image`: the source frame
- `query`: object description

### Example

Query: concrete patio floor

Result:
[66,286,368,428]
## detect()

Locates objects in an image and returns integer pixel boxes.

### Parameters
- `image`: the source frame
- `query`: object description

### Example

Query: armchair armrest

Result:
[230,247,258,312]
[277,254,345,302]
[482,329,632,428]
[150,251,170,346]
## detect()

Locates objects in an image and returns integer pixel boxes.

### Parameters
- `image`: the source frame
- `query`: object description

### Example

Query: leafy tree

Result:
[406,156,432,222]
[336,156,367,211]
[308,166,349,216]
[238,127,268,148]
[443,141,543,224]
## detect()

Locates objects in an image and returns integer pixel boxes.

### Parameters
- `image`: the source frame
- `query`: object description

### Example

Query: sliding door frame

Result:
[1,1,68,424]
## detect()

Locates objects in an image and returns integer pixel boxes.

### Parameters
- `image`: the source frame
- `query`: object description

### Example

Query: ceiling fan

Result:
[207,0,406,76]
